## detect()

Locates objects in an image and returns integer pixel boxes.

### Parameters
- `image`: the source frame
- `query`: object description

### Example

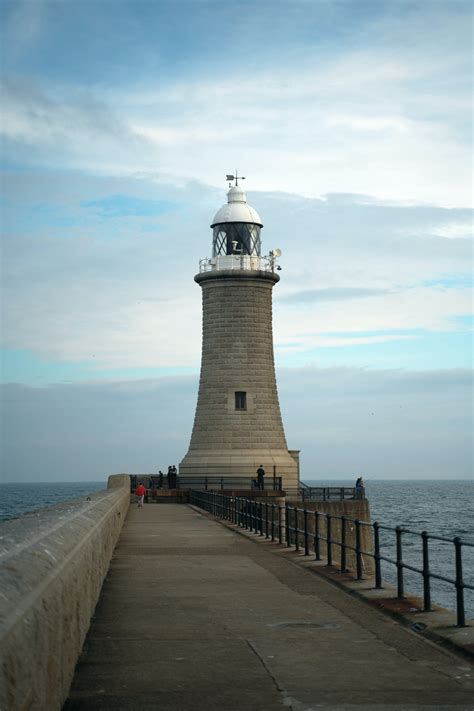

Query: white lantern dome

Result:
[211,185,263,228]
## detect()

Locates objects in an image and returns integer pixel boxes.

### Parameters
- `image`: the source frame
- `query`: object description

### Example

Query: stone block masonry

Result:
[0,474,130,711]
[180,270,299,487]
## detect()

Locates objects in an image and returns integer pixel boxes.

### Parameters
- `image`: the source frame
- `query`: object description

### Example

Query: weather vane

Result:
[226,170,246,187]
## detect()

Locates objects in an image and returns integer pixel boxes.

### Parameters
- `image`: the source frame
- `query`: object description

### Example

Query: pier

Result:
[64,503,473,709]
[1,476,473,710]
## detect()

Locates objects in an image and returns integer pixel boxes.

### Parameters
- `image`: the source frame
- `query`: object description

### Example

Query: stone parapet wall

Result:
[0,474,130,711]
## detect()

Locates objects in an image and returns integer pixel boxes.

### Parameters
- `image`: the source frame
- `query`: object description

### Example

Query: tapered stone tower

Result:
[180,177,299,489]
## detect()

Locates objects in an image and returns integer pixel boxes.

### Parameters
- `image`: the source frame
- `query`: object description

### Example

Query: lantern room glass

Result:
[212,223,261,257]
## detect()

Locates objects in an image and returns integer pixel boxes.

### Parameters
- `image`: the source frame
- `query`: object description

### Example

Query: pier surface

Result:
[64,504,474,710]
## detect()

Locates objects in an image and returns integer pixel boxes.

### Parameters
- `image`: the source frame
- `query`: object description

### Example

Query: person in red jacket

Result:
[135,483,146,508]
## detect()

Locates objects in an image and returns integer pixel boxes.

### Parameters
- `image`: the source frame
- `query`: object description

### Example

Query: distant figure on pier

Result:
[171,465,178,488]
[158,470,164,488]
[167,466,178,489]
[257,465,265,490]
[355,477,365,499]
[135,483,146,508]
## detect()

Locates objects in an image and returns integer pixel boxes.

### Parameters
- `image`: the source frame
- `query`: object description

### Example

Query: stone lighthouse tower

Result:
[180,176,299,490]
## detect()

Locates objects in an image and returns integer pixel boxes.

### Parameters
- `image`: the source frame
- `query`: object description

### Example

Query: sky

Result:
[1,0,472,482]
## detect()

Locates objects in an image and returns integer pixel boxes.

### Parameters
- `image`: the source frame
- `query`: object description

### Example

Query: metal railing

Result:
[132,475,282,491]
[198,254,278,273]
[189,491,473,628]
[288,486,361,501]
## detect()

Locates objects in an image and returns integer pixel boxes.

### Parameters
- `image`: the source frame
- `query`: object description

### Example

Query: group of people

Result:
[135,465,179,507]
[166,465,178,489]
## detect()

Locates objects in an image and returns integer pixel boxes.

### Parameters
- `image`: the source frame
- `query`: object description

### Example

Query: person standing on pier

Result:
[355,477,365,499]
[135,482,146,508]
[257,465,265,490]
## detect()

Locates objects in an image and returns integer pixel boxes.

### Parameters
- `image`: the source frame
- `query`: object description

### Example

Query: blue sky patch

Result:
[81,195,176,218]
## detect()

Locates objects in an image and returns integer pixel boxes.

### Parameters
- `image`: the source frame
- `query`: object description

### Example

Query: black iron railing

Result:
[287,486,361,501]
[189,491,473,628]
[131,475,282,492]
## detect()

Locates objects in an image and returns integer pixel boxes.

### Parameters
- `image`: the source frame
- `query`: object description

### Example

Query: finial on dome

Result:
[225,170,246,187]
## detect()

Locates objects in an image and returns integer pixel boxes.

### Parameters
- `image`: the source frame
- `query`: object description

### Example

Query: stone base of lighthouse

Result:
[179,448,299,490]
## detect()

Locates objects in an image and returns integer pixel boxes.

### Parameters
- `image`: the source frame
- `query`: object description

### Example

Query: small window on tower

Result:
[235,391,247,411]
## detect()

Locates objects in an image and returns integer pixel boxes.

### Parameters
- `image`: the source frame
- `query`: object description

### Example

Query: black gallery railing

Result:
[131,475,283,491]
[189,490,473,628]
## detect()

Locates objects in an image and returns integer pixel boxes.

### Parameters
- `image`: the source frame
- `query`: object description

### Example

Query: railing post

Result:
[303,508,309,556]
[421,531,431,612]
[259,502,264,536]
[294,508,299,551]
[454,537,466,627]
[396,526,404,598]
[314,511,321,561]
[271,504,275,541]
[341,516,347,572]
[355,519,363,579]
[278,506,283,545]
[265,502,269,539]
[285,504,290,546]
[327,514,332,566]
[373,522,382,589]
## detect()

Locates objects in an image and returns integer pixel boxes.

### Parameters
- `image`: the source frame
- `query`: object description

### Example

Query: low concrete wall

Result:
[0,474,130,711]
[287,499,375,576]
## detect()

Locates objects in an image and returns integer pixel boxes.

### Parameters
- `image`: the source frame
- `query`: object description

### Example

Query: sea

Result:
[0,478,472,618]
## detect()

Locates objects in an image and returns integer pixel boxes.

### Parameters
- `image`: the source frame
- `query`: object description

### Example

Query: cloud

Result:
[1,1,472,207]
[281,288,392,304]
[1,366,471,481]
[1,172,471,373]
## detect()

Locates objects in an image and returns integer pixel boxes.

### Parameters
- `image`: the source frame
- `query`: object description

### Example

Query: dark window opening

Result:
[235,391,247,411]
[212,223,261,257]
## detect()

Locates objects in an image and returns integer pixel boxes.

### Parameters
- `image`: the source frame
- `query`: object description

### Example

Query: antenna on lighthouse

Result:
[226,171,246,187]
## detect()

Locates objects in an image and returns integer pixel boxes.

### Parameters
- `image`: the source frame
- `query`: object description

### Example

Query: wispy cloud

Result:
[1,4,472,207]
[281,288,392,304]
[1,173,471,374]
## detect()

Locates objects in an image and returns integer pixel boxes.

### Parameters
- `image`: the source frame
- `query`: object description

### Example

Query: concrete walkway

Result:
[64,504,474,710]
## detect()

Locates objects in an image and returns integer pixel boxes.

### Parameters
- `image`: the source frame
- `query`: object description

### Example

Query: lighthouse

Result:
[179,175,299,490]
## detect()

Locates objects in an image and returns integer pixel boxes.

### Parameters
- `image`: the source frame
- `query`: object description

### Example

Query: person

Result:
[158,470,164,489]
[167,466,173,489]
[355,477,365,499]
[171,465,178,488]
[135,482,146,508]
[256,465,265,490]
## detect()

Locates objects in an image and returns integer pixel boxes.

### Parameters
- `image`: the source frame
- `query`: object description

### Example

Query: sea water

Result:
[305,479,474,618]
[0,481,106,521]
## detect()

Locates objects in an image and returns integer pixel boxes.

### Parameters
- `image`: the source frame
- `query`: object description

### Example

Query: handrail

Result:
[189,491,473,628]
[131,475,283,492]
